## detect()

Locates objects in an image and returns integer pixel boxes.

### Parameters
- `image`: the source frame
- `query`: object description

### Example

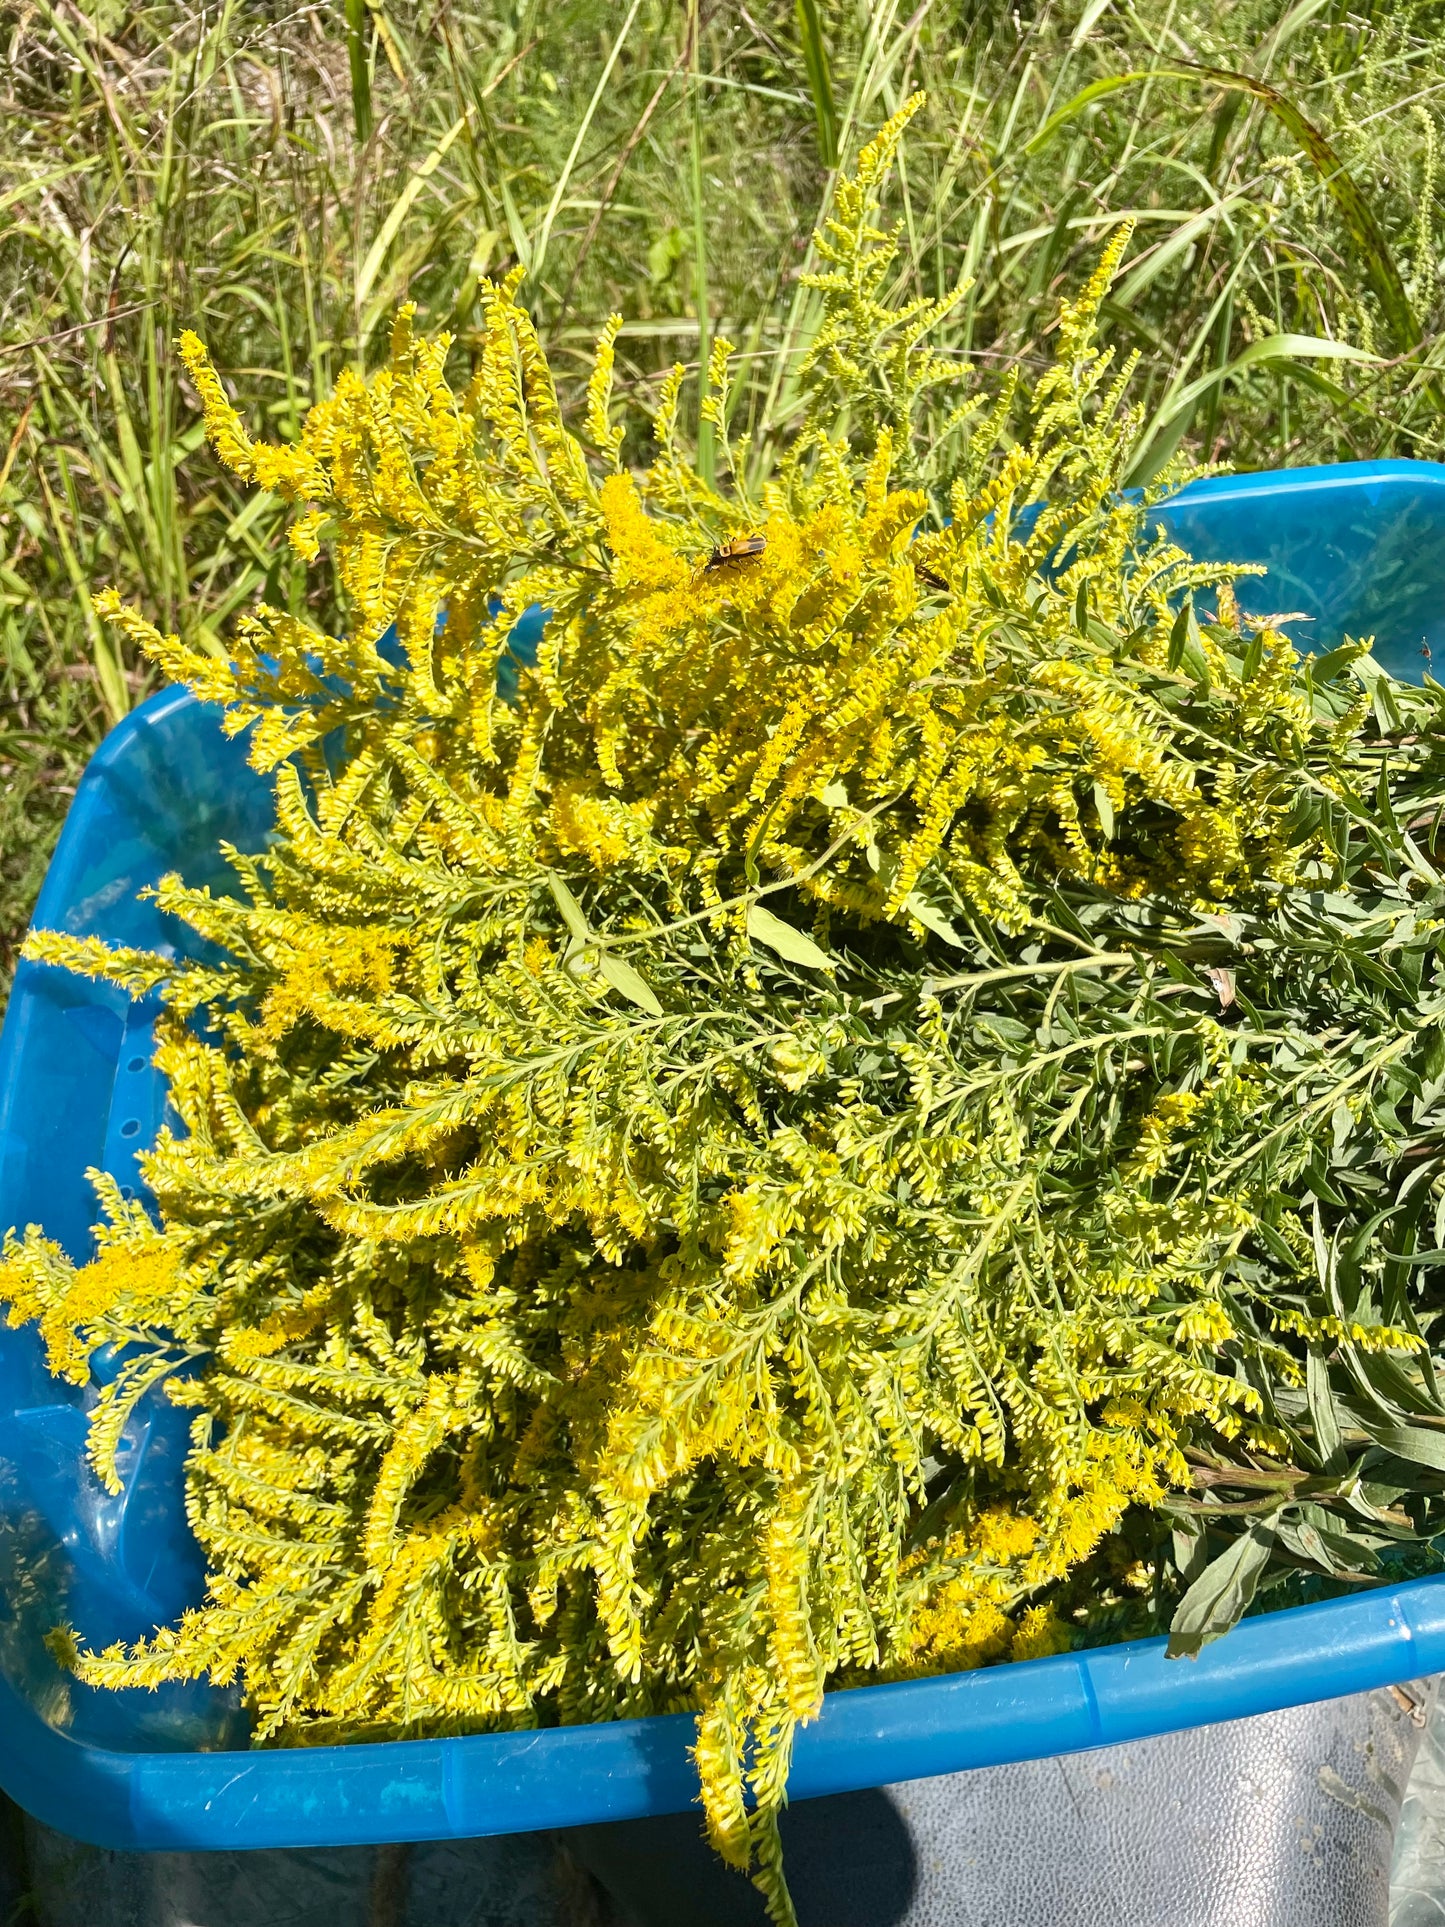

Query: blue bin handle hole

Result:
[125,1056,147,1074]
[119,1119,140,1140]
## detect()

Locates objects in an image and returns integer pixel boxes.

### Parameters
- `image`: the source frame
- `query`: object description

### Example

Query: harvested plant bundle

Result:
[9,99,1445,1923]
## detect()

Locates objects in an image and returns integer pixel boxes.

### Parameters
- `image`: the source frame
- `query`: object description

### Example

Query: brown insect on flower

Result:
[913,559,949,592]
[705,534,766,571]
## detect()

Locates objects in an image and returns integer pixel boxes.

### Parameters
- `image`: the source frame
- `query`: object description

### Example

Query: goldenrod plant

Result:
[10,98,1445,1924]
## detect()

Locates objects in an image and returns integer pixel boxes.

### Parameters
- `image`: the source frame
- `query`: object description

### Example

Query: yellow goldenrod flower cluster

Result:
[9,96,1445,1926]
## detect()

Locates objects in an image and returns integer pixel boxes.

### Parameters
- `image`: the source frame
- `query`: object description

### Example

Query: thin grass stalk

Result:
[689,0,714,487]
[344,0,373,148]
[795,0,838,168]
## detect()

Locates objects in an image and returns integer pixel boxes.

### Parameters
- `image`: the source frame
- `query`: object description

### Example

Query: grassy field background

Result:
[4,0,1445,982]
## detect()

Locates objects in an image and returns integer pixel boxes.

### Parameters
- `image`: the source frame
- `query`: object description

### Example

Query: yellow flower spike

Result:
[584,313,627,468]
[288,507,327,563]
[176,330,260,480]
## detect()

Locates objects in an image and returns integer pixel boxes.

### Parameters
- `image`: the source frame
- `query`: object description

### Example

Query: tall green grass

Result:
[3,0,1445,978]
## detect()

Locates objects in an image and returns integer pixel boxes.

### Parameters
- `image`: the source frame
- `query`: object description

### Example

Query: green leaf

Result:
[1167,600,1190,672]
[545,872,592,948]
[747,904,833,971]
[1276,1507,1378,1578]
[1183,605,1207,682]
[1093,780,1115,842]
[1171,1516,1209,1586]
[1167,1520,1277,1658]
[1023,72,1151,157]
[1370,1423,1445,1475]
[343,0,373,146]
[1305,1159,1349,1208]
[794,0,838,169]
[1307,1350,1345,1473]
[1352,652,1404,732]
[546,873,662,1013]
[596,952,663,1018]
[1402,830,1442,888]
[1375,761,1399,834]
[1166,598,1208,680]
[1309,642,1359,685]
[904,893,966,947]
[1353,1347,1439,1420]
[1149,332,1381,435]
[1251,1218,1299,1268]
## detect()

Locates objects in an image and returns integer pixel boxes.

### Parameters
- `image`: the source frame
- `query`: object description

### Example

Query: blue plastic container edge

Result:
[1145,455,1445,506]
[0,1572,1432,1853]
[29,683,199,938]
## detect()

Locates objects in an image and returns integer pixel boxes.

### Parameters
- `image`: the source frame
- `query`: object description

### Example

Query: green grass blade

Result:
[356,113,470,309]
[344,0,373,147]
[690,2,713,488]
[795,0,839,169]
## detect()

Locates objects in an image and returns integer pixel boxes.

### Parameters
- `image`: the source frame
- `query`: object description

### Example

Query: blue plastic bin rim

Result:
[1146,455,1442,498]
[5,454,1445,1851]
[3,1574,1444,1853]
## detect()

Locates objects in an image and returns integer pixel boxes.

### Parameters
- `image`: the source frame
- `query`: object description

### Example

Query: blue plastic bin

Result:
[3,461,1445,1851]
